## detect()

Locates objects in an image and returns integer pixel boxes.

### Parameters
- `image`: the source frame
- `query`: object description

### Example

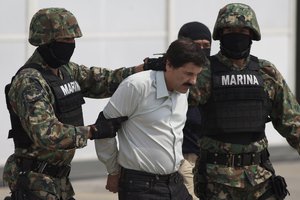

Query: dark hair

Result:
[165,38,207,68]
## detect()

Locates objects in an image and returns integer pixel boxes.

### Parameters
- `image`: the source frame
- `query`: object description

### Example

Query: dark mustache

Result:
[183,83,193,87]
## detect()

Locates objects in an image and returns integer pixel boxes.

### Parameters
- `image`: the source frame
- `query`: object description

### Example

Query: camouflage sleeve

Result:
[188,64,211,106]
[261,60,300,154]
[9,69,89,150]
[66,62,137,98]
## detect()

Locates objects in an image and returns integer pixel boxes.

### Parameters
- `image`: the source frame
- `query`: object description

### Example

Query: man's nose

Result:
[189,76,197,85]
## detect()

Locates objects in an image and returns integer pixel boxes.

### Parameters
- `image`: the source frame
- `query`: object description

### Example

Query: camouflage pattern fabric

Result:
[204,180,276,200]
[3,49,136,200]
[190,52,300,196]
[29,8,82,46]
[212,3,261,41]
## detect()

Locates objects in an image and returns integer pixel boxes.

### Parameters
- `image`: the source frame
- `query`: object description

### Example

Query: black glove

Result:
[143,56,166,71]
[90,112,128,140]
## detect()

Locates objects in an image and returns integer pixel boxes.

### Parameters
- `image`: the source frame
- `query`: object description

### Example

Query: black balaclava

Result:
[178,21,212,56]
[38,41,75,69]
[220,33,252,59]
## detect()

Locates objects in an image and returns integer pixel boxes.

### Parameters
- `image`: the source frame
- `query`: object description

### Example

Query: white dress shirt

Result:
[95,70,188,175]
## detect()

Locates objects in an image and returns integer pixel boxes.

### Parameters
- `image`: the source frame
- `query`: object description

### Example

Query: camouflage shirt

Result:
[191,52,300,188]
[3,49,136,198]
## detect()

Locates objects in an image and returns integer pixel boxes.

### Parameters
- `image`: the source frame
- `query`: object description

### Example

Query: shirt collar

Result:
[156,71,169,99]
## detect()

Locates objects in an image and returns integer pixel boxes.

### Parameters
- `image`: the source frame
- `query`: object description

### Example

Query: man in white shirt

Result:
[95,38,207,200]
[177,21,212,200]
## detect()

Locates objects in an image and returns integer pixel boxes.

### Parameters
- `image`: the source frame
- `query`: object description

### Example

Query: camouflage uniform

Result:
[3,8,135,200]
[190,3,299,200]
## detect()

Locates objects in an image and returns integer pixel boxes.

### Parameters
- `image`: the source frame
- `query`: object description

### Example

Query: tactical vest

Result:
[5,63,85,148]
[201,56,271,144]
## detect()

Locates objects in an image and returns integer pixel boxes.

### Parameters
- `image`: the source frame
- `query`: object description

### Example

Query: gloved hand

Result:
[143,56,166,71]
[89,112,128,140]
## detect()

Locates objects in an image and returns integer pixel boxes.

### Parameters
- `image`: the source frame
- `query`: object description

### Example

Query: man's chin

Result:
[176,87,189,94]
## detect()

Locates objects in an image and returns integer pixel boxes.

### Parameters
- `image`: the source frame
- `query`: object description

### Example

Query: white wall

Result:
[0,0,296,166]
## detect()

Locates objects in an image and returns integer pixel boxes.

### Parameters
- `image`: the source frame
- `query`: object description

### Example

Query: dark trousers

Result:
[118,168,192,200]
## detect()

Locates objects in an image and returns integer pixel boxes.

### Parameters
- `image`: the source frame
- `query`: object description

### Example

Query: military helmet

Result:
[213,3,261,41]
[29,8,82,46]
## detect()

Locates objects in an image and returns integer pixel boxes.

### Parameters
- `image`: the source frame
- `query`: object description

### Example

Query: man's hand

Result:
[89,112,128,140]
[105,173,120,193]
[143,56,166,71]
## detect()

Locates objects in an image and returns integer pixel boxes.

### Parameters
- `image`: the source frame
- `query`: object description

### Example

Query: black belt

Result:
[121,167,179,182]
[17,157,71,178]
[201,148,270,167]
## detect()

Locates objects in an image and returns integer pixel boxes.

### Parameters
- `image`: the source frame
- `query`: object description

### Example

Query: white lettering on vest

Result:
[221,74,259,86]
[60,81,81,96]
